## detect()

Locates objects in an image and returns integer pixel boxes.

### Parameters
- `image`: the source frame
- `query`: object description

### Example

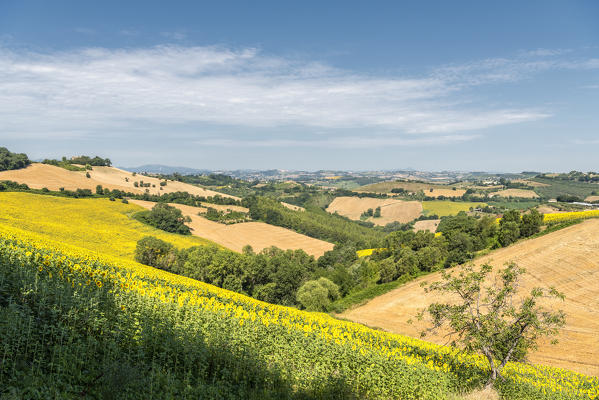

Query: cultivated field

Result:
[357,181,466,198]
[586,195,599,202]
[0,163,239,199]
[130,200,334,257]
[341,219,599,376]
[490,188,540,198]
[0,192,217,259]
[326,196,422,225]
[422,200,485,217]
[413,219,440,233]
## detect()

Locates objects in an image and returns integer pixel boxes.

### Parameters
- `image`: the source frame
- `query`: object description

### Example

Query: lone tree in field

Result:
[417,262,565,388]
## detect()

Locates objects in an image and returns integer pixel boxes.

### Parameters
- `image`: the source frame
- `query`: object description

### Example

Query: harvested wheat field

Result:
[513,179,550,187]
[0,163,239,200]
[130,200,333,257]
[490,188,539,198]
[341,218,599,376]
[326,196,422,225]
[586,195,599,202]
[413,219,440,232]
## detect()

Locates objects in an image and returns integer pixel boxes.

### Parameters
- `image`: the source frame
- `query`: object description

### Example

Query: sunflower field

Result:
[1,223,597,399]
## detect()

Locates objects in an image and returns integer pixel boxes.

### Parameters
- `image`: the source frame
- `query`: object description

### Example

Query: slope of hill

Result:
[326,196,422,225]
[341,218,599,376]
[0,192,217,259]
[2,222,595,399]
[357,181,466,198]
[0,163,239,199]
[130,199,334,257]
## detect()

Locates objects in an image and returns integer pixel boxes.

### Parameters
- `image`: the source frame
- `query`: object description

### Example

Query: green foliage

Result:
[0,147,30,171]
[135,235,178,271]
[134,203,191,235]
[520,209,543,237]
[532,177,599,199]
[296,278,340,311]
[418,262,566,388]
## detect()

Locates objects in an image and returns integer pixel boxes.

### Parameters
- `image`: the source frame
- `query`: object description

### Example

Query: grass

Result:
[422,200,486,217]
[488,200,541,210]
[0,192,218,260]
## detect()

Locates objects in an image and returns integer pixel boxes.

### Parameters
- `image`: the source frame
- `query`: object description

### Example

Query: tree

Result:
[96,185,104,195]
[417,262,565,388]
[373,206,381,218]
[296,277,340,311]
[135,236,177,271]
[498,221,520,247]
[134,203,191,235]
[520,209,543,237]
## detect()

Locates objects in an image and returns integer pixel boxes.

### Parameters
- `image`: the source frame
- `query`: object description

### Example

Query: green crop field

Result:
[422,201,486,217]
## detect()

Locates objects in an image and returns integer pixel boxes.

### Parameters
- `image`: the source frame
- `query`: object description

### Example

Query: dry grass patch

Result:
[585,195,599,202]
[326,196,422,225]
[281,202,305,211]
[130,200,334,258]
[490,189,539,198]
[413,219,440,233]
[341,219,599,376]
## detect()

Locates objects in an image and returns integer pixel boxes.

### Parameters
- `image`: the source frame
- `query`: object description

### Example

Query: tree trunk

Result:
[485,368,498,389]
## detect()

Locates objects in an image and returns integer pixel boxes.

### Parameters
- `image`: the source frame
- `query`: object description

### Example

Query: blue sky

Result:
[1,1,598,172]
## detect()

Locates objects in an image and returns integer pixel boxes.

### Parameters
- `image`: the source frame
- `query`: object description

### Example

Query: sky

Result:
[0,1,598,172]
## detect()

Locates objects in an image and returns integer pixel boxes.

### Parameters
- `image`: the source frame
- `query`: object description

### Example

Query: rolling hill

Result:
[341,218,599,376]
[0,162,239,199]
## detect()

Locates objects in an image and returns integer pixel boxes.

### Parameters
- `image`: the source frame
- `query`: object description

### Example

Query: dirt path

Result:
[130,200,334,258]
[341,219,599,376]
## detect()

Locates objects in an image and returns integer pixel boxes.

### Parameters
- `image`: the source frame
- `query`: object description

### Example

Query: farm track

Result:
[341,219,599,376]
[130,200,334,258]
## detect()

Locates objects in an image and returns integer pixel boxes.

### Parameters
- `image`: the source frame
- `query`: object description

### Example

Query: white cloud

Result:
[1,44,585,146]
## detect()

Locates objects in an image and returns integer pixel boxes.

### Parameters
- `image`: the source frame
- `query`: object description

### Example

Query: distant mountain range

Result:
[120,164,212,175]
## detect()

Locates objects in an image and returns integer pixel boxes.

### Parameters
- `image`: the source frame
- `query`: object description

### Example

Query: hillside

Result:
[130,199,334,257]
[2,219,596,399]
[341,218,599,376]
[0,162,239,199]
[326,196,422,225]
[0,192,217,259]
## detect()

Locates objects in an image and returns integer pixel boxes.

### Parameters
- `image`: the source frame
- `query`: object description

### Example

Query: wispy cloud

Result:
[1,45,594,147]
[200,134,479,148]
[572,138,599,145]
